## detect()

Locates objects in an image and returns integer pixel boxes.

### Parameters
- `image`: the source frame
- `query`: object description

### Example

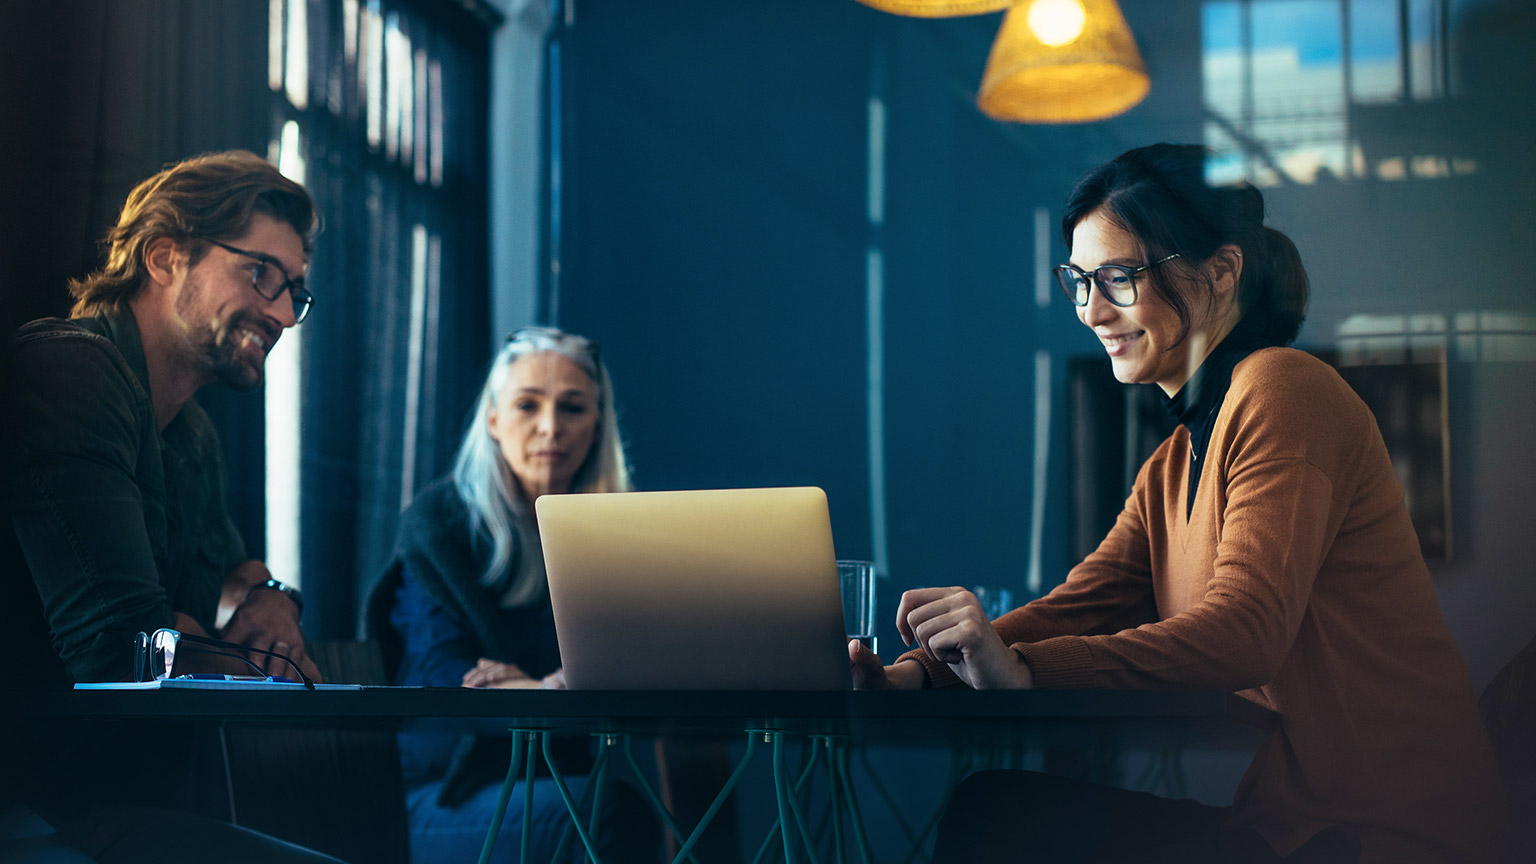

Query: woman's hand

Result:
[848,641,927,690]
[896,587,1033,690]
[462,658,533,688]
[462,659,567,690]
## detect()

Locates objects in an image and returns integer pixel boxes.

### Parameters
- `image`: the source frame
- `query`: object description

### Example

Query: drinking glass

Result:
[972,585,1016,621]
[838,560,878,655]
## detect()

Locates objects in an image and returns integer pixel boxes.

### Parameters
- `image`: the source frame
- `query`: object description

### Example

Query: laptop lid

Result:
[536,487,850,690]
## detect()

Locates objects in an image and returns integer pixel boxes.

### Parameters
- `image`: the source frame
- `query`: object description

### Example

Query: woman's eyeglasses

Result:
[1054,253,1180,308]
[132,629,315,689]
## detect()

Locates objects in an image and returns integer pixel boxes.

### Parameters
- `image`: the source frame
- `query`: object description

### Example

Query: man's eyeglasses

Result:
[200,238,314,324]
[1055,253,1181,308]
[132,628,315,689]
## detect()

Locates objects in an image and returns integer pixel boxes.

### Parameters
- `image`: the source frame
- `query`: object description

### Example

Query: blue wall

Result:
[545,0,1536,690]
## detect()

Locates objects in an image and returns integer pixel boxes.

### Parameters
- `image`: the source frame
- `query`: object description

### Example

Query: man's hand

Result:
[220,561,322,683]
[849,640,927,690]
[463,659,565,689]
[896,587,1033,690]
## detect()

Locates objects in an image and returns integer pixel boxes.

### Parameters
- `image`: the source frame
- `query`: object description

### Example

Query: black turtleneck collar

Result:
[1160,314,1271,516]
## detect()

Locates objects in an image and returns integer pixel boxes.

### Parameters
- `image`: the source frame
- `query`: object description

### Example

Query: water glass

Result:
[838,560,877,655]
[972,585,1016,621]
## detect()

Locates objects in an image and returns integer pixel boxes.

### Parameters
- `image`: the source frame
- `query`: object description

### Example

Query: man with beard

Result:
[2,151,342,862]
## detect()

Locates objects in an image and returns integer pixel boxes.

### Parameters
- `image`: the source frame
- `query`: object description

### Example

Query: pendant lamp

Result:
[977,0,1150,123]
[852,0,1012,18]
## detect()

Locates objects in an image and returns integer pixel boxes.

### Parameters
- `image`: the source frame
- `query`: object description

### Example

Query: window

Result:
[1203,0,1474,186]
[265,0,494,615]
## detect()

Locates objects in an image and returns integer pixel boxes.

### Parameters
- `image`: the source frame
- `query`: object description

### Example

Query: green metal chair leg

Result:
[670,733,761,864]
[479,730,528,864]
[541,733,606,863]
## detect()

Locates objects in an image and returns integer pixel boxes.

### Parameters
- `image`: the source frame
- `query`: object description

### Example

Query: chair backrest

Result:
[311,638,391,685]
[1479,633,1536,860]
[222,639,410,864]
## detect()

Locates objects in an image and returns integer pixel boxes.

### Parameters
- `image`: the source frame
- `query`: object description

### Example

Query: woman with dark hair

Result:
[850,144,1508,863]
[366,327,654,863]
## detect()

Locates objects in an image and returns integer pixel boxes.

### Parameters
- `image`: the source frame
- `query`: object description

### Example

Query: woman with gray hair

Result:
[366,326,652,863]
[447,326,631,623]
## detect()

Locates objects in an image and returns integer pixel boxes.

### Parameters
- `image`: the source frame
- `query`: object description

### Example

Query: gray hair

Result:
[450,327,633,599]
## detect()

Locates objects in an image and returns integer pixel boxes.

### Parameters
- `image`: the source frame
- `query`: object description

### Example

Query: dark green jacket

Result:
[2,307,246,687]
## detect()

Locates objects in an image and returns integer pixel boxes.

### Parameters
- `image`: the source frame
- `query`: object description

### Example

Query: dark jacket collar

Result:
[72,304,154,405]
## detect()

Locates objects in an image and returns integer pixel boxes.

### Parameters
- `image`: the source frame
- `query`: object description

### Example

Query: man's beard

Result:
[204,314,265,391]
[174,277,266,391]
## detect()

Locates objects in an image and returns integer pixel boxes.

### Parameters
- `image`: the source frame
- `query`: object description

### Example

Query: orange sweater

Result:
[910,348,1508,863]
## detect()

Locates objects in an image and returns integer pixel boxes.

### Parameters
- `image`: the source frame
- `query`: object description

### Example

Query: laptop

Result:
[536,486,851,690]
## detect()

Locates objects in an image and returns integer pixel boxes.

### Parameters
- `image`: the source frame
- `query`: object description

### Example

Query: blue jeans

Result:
[405,777,657,864]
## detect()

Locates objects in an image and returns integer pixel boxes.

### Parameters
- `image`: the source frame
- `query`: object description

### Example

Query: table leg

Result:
[618,737,702,864]
[587,735,614,862]
[816,739,844,864]
[552,734,613,863]
[753,737,824,864]
[850,746,927,864]
[885,743,977,864]
[831,740,871,864]
[771,734,800,864]
[478,729,528,864]
[521,732,538,863]
[541,733,606,863]
[670,733,760,864]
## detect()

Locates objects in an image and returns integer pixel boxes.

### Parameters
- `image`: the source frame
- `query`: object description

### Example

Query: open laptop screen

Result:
[536,487,850,690]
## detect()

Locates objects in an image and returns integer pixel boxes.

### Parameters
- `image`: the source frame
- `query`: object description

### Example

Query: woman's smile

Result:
[1097,330,1144,356]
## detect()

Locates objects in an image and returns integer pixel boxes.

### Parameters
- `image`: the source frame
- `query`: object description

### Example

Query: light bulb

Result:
[1027,0,1086,47]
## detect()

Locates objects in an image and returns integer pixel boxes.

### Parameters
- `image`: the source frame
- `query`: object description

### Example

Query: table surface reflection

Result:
[18,687,1276,749]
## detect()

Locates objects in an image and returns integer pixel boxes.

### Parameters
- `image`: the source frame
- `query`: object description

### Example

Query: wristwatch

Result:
[251,577,304,615]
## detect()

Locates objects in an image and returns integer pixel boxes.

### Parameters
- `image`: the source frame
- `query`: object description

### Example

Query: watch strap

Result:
[253,577,304,615]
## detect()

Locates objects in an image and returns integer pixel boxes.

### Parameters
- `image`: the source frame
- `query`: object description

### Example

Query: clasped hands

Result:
[849,586,1033,691]
[463,658,567,690]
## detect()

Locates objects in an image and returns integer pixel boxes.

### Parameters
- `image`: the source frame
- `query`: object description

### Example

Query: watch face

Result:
[261,578,302,611]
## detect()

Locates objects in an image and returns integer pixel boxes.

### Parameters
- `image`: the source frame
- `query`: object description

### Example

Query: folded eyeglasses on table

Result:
[132,628,316,689]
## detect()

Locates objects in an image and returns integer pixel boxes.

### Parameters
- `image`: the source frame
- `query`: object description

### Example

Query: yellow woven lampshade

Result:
[977,0,1150,123]
[853,0,1013,18]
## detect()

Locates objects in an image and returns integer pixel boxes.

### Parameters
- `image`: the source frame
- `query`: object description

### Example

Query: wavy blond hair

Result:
[69,150,315,318]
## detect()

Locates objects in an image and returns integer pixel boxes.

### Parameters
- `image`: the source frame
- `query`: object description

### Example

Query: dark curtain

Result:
[0,0,497,642]
[0,0,270,390]
[281,0,495,639]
